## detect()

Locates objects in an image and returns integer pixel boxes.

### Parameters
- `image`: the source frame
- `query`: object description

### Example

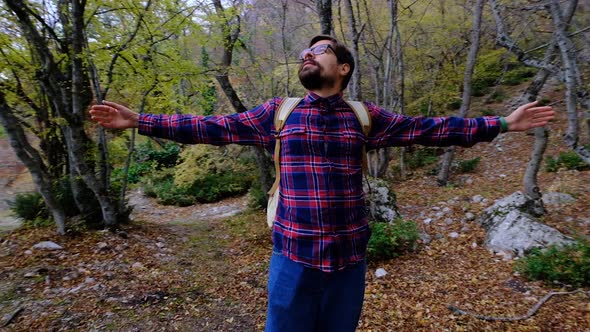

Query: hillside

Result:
[0,85,589,331]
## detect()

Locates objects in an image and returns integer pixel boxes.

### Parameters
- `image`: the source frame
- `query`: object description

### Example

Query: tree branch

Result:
[449,290,590,322]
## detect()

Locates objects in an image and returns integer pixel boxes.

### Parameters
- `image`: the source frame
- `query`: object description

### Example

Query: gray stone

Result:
[479,197,575,257]
[449,232,460,239]
[32,241,63,250]
[375,268,387,278]
[419,232,432,245]
[542,192,576,206]
[472,195,484,203]
[364,178,401,222]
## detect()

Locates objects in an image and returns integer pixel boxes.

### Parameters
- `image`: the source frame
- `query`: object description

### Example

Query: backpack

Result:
[266,97,372,227]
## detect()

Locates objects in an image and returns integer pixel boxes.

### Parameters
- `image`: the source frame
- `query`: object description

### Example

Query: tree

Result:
[437,0,486,186]
[210,0,274,196]
[1,0,121,232]
[315,0,333,35]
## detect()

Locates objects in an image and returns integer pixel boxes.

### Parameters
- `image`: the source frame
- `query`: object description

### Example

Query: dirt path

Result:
[0,139,34,231]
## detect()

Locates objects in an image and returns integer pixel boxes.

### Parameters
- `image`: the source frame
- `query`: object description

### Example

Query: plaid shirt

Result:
[139,92,502,272]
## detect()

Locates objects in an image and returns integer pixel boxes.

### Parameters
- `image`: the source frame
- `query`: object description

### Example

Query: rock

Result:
[477,192,544,229]
[449,232,459,239]
[542,192,576,206]
[375,268,387,278]
[32,241,63,250]
[419,232,432,245]
[97,242,110,251]
[445,218,454,225]
[24,250,33,255]
[471,195,484,203]
[131,262,145,270]
[364,178,401,222]
[464,212,476,221]
[479,204,575,257]
[423,218,433,225]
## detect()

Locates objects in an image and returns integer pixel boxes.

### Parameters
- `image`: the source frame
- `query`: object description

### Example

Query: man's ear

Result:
[339,63,350,77]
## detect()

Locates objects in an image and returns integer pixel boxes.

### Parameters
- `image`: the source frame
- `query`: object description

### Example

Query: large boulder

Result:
[477,192,575,258]
[364,178,401,222]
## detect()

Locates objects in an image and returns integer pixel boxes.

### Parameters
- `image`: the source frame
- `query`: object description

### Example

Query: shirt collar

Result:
[304,91,344,105]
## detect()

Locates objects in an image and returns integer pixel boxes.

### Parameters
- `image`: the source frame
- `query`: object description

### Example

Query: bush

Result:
[545,151,589,172]
[367,219,419,261]
[458,157,481,173]
[9,192,49,224]
[516,241,590,287]
[502,67,536,86]
[406,148,439,169]
[135,141,180,169]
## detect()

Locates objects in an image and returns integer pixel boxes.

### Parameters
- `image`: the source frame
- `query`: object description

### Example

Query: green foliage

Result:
[458,157,481,173]
[367,219,419,261]
[516,241,590,287]
[487,89,507,103]
[135,141,180,169]
[545,150,589,172]
[144,170,196,206]
[0,124,5,138]
[406,148,439,169]
[472,50,537,97]
[141,145,255,206]
[480,108,496,116]
[502,67,536,86]
[9,192,49,225]
[248,186,268,209]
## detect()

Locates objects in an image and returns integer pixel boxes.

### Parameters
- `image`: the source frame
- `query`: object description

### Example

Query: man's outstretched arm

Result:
[504,101,555,132]
[89,101,139,129]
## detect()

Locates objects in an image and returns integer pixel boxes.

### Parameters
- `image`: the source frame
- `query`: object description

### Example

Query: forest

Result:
[0,0,589,330]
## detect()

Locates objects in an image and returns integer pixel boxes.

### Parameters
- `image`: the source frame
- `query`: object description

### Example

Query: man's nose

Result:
[302,50,314,60]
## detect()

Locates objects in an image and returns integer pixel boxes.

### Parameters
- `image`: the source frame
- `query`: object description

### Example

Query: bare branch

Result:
[449,290,590,322]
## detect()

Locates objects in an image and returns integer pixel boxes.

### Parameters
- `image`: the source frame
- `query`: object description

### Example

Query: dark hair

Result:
[309,35,355,91]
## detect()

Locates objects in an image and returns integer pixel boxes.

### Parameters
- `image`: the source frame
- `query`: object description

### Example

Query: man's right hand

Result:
[89,101,139,129]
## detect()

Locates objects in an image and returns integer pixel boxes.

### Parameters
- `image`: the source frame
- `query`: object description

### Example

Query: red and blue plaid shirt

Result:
[139,92,502,272]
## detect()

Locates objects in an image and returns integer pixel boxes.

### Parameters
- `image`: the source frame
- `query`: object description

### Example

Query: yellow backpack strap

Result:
[268,97,302,195]
[345,100,372,173]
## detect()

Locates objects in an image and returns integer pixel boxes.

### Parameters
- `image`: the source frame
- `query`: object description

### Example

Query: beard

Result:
[298,61,336,91]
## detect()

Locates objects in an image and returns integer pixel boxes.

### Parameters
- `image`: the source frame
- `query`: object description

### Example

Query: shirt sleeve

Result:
[365,103,502,150]
[138,98,280,148]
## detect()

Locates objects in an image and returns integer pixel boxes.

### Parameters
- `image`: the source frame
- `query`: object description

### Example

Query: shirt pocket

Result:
[277,126,309,160]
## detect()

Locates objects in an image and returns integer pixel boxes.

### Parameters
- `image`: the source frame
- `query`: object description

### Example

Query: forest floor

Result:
[1,85,589,331]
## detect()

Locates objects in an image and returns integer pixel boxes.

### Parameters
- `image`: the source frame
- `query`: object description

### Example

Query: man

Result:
[90,35,555,332]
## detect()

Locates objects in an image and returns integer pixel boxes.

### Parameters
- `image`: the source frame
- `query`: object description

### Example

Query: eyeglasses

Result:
[298,44,334,61]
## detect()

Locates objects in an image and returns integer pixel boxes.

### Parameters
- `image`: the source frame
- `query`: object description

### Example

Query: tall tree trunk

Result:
[0,92,67,234]
[549,0,590,165]
[437,0,485,186]
[343,0,362,100]
[316,0,333,35]
[490,0,578,213]
[212,0,273,195]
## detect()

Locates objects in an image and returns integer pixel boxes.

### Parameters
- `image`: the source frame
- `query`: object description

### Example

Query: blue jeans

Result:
[265,250,366,332]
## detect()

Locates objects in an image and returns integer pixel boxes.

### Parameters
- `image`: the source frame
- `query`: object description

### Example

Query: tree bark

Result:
[437,0,485,186]
[0,92,67,234]
[315,0,333,35]
[548,0,590,166]
[343,0,362,100]
[5,0,120,227]
[212,0,274,195]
